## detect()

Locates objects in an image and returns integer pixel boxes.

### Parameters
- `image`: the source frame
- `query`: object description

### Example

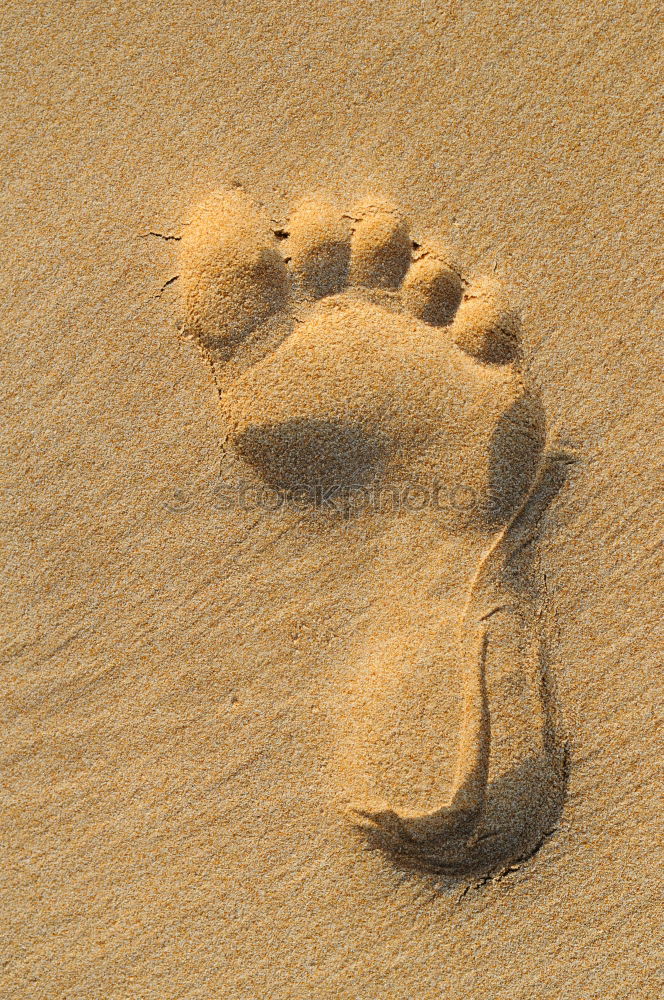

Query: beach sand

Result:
[2,2,662,997]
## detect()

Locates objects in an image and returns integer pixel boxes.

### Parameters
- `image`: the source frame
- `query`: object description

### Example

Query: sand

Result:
[2,1,662,998]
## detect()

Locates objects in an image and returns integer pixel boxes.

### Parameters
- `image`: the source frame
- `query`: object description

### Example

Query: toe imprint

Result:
[453,275,521,364]
[349,200,412,289]
[180,189,289,358]
[401,245,462,326]
[287,199,351,299]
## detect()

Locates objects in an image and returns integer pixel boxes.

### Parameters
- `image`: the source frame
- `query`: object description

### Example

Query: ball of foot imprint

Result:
[180,191,545,529]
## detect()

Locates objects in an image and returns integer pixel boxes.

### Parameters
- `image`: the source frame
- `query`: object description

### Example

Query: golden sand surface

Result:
[2,2,662,997]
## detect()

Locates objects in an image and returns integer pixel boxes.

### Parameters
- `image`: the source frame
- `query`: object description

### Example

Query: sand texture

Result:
[2,2,663,998]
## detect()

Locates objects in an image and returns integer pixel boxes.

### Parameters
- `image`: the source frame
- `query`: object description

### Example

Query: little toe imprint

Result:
[452,276,521,364]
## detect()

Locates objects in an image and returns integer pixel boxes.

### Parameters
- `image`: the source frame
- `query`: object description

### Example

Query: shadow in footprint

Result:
[357,743,570,884]
[234,417,389,500]
[486,390,547,527]
[499,446,577,600]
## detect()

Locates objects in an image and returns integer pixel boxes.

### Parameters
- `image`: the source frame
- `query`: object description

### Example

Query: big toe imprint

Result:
[178,189,569,876]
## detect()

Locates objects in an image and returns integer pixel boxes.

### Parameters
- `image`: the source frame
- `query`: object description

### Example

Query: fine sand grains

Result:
[179,190,556,872]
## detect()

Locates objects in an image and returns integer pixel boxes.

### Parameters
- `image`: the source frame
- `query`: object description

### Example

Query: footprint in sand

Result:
[178,189,570,875]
